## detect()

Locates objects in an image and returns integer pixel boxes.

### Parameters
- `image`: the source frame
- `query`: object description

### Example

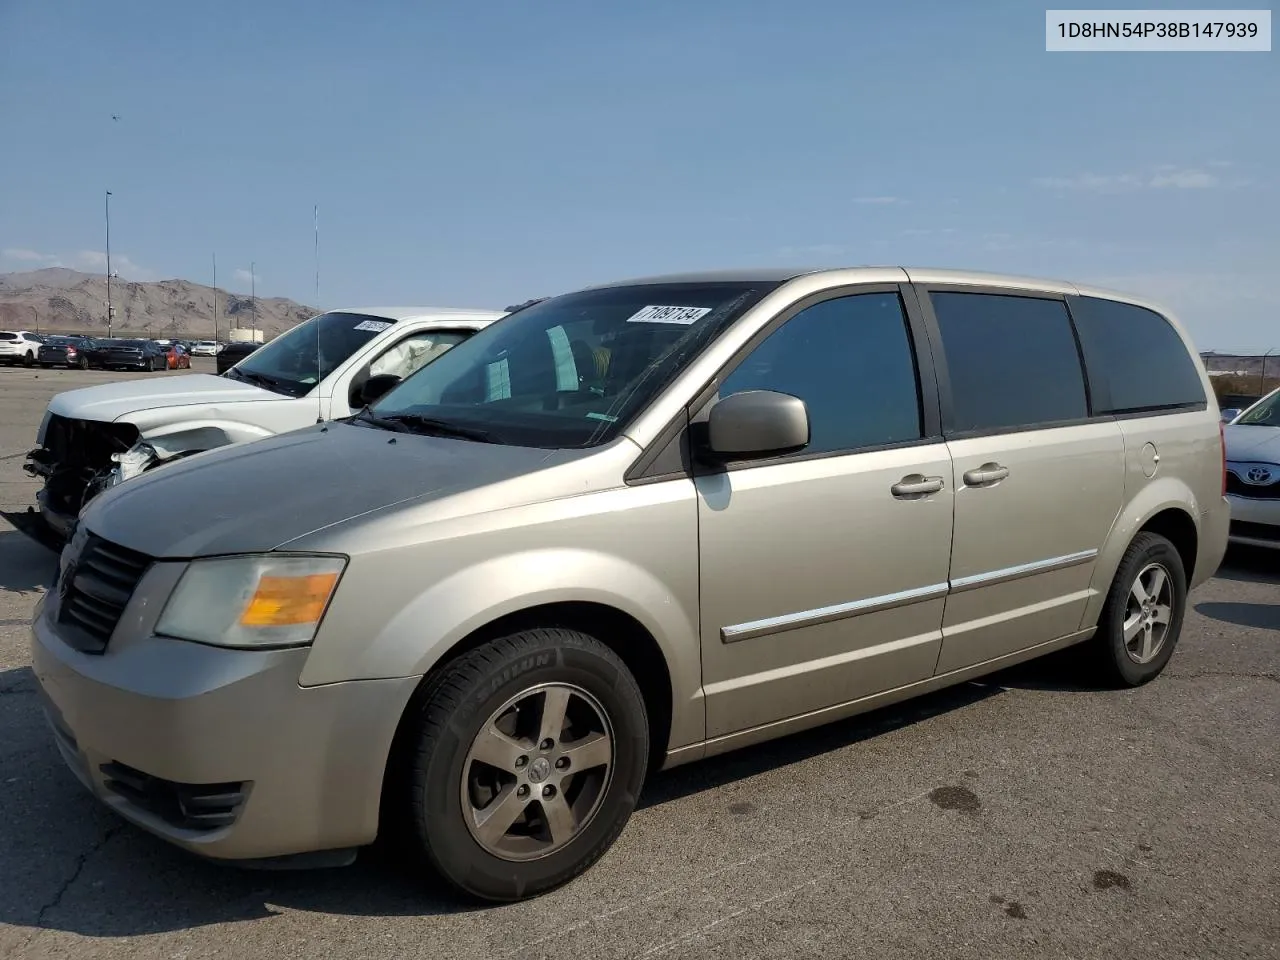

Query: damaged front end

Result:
[24,414,160,539]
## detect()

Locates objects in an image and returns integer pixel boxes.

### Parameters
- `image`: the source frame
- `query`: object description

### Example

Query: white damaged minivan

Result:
[24,306,505,537]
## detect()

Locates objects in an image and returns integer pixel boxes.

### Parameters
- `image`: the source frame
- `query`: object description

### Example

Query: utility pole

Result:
[105,190,114,337]
[1261,348,1275,395]
[29,305,38,335]
[212,253,218,342]
[250,261,257,340]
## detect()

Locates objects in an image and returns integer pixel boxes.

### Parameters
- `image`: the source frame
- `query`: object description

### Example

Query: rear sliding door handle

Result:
[962,463,1010,487]
[891,475,945,499]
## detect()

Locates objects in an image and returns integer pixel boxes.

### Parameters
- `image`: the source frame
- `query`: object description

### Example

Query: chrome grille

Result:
[1226,469,1280,500]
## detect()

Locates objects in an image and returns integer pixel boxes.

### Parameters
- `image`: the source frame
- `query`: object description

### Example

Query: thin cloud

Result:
[74,250,153,280]
[900,228,958,237]
[1034,167,1221,192]
[852,196,900,204]
[234,268,257,285]
[1,247,152,279]
[2,248,61,265]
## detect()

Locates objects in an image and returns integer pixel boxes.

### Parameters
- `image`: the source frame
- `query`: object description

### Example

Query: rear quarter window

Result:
[1069,296,1206,414]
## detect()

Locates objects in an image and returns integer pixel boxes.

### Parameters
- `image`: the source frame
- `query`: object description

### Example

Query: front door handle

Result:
[962,462,1010,487]
[891,474,945,499]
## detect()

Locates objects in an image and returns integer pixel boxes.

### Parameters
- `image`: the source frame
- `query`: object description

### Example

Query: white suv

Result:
[25,306,506,536]
[0,330,45,366]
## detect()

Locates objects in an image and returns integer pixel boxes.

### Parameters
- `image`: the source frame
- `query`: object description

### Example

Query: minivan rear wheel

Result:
[399,628,649,902]
[1089,532,1187,687]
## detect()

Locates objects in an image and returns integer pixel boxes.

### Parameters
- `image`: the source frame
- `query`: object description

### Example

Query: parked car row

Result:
[0,331,227,371]
[20,267,1261,906]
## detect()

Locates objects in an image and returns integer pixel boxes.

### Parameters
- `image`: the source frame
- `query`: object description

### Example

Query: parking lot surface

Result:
[0,363,1275,959]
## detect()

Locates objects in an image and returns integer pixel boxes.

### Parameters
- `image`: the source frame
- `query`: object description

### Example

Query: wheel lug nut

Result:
[540,738,555,751]
[514,755,528,768]
[555,757,569,770]
[517,785,530,798]
[542,785,556,798]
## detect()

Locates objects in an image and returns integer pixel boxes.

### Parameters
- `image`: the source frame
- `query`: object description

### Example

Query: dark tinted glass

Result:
[370,282,775,448]
[719,292,923,454]
[1069,296,1205,413]
[235,311,401,396]
[931,292,1087,433]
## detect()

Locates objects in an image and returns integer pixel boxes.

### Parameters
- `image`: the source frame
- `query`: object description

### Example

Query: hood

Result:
[80,421,563,558]
[1224,423,1280,463]
[47,374,278,423]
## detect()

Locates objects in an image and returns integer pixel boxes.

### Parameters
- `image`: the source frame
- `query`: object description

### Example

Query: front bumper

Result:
[1226,494,1280,549]
[30,575,419,863]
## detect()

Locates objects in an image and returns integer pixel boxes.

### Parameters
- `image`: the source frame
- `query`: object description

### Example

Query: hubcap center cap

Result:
[527,756,552,784]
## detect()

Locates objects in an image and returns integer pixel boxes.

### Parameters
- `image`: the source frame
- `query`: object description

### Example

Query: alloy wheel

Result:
[460,682,614,862]
[1123,562,1174,664]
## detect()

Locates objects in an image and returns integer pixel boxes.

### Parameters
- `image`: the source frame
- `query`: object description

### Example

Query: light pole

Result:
[105,190,114,338]
[212,253,218,343]
[1261,348,1275,395]
[250,261,257,340]
[29,305,38,335]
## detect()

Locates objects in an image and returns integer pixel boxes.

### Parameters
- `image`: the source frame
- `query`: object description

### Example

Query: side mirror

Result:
[1220,408,1242,423]
[359,373,402,407]
[704,390,809,460]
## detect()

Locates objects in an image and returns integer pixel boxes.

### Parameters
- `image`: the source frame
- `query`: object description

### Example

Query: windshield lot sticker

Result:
[626,305,713,325]
[352,319,394,333]
[586,412,618,422]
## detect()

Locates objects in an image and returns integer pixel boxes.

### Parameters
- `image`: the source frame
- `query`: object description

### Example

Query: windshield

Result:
[366,281,775,448]
[228,311,396,397]
[1236,389,1280,426]
[114,340,148,347]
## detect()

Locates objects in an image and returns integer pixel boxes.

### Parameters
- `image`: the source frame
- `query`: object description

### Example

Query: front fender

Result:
[300,547,704,751]
[1080,475,1201,629]
[135,419,277,459]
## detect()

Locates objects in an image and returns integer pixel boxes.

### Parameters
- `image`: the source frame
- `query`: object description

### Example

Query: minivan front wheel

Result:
[401,628,649,902]
[1091,532,1187,687]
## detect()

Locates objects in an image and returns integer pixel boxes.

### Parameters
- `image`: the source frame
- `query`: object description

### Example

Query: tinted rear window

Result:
[0,333,17,341]
[1069,296,1205,413]
[930,291,1088,433]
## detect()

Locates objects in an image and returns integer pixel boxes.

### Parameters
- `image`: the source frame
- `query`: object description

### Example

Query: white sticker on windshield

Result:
[352,319,394,333]
[626,305,713,326]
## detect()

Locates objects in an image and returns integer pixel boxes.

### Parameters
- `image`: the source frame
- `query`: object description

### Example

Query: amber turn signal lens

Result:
[239,572,339,627]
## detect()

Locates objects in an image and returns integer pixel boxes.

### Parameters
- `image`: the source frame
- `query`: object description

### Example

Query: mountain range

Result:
[0,268,316,339]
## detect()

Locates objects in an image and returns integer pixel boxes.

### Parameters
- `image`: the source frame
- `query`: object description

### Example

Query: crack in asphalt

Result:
[34,823,126,929]
[1170,670,1280,684]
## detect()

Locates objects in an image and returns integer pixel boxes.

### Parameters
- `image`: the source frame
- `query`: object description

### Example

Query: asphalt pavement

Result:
[0,361,1275,959]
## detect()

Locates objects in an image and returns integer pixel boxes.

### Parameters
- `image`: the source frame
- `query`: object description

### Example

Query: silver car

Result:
[1223,386,1280,548]
[31,267,1230,902]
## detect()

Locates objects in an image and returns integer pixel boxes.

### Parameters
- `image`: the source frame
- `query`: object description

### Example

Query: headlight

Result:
[156,554,346,649]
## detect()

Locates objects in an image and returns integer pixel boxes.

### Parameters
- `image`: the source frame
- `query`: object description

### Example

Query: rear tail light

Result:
[1219,421,1227,496]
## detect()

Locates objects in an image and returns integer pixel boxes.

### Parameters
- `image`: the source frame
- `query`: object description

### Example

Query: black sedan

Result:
[37,336,96,369]
[96,338,170,371]
[216,340,261,374]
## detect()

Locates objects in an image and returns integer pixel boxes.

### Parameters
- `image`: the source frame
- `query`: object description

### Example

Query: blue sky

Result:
[0,0,1276,350]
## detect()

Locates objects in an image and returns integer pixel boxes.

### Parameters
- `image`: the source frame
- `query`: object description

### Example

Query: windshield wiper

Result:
[227,368,297,395]
[356,410,503,443]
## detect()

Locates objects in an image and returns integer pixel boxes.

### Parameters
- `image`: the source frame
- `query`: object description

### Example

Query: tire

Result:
[1087,532,1187,687]
[24,351,34,367]
[78,356,88,369]
[400,628,649,903]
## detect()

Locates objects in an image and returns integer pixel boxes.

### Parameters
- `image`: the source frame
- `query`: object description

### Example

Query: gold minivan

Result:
[32,267,1230,902]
